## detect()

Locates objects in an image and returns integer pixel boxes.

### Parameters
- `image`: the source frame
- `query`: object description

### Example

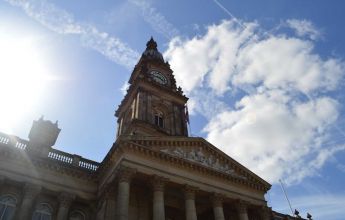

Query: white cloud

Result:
[165,20,256,95]
[129,0,180,39]
[287,19,321,41]
[165,19,345,184]
[5,0,140,69]
[120,81,130,95]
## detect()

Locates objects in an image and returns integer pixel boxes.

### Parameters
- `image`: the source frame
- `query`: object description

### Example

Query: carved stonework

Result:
[184,185,198,200]
[160,147,246,179]
[117,166,136,183]
[211,193,224,207]
[58,192,76,208]
[151,175,167,192]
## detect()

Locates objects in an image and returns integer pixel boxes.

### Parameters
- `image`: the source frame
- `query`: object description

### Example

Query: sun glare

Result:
[0,34,53,133]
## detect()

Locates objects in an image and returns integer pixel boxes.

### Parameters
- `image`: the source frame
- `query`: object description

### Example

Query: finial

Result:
[39,115,44,121]
[146,37,157,50]
[55,120,59,126]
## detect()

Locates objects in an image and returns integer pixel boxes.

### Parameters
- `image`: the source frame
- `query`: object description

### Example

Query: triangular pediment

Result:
[113,136,271,192]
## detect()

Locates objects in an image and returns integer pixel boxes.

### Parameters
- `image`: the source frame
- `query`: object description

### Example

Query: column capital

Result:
[58,192,76,208]
[236,200,250,213]
[117,166,136,183]
[151,175,168,192]
[23,183,41,199]
[211,193,225,207]
[184,185,198,200]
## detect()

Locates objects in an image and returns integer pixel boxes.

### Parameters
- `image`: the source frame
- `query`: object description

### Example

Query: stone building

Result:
[0,38,301,220]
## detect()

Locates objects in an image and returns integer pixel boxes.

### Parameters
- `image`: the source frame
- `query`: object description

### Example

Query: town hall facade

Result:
[0,38,298,220]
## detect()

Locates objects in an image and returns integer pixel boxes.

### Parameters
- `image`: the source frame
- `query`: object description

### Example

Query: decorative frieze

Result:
[160,147,246,179]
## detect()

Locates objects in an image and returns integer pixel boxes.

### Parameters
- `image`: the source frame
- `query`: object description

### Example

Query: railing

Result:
[0,132,28,150]
[0,132,99,171]
[48,149,73,164]
[79,159,99,171]
[47,149,99,171]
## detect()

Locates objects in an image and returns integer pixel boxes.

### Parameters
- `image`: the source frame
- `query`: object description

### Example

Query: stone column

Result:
[56,192,75,220]
[211,194,225,220]
[116,166,136,220]
[104,184,117,220]
[236,201,249,220]
[17,183,41,219]
[151,175,167,220]
[184,185,197,220]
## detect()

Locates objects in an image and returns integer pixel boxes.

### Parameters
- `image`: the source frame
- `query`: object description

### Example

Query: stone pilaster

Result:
[104,184,117,220]
[151,175,167,220]
[116,166,136,220]
[184,185,198,220]
[236,201,249,220]
[56,192,75,220]
[17,183,41,220]
[211,193,225,220]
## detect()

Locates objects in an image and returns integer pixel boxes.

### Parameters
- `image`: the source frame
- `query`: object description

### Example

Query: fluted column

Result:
[116,166,136,220]
[185,185,197,220]
[151,175,167,220]
[17,183,41,219]
[104,184,117,220]
[56,192,75,220]
[236,201,249,220]
[211,194,225,220]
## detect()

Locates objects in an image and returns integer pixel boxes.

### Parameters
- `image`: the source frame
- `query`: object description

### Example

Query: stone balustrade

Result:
[0,131,28,150]
[0,131,99,172]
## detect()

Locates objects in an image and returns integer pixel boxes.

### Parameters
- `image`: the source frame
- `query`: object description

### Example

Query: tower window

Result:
[154,111,164,128]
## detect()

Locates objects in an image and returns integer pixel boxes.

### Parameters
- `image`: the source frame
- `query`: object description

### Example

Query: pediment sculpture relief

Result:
[160,147,246,180]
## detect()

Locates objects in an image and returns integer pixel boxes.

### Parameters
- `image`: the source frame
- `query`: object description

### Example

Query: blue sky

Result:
[1,0,345,219]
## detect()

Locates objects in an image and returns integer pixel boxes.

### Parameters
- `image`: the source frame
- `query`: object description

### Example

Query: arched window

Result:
[154,110,164,128]
[32,203,52,220]
[69,210,86,220]
[0,195,17,220]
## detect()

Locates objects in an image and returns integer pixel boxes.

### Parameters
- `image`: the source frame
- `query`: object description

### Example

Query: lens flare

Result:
[0,34,52,133]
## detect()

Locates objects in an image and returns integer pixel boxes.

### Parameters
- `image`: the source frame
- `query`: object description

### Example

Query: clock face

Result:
[149,70,167,85]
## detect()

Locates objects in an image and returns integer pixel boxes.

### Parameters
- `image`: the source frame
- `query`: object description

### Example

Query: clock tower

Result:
[115,37,189,137]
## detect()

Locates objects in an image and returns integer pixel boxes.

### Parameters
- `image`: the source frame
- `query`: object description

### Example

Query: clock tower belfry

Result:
[115,37,189,137]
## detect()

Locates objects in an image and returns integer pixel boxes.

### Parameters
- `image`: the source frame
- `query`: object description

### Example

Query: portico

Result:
[96,134,271,220]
